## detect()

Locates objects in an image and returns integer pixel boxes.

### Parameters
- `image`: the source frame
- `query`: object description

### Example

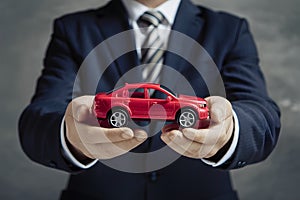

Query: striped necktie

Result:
[138,11,166,83]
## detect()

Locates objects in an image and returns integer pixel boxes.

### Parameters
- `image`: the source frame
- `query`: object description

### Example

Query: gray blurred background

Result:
[1,0,299,199]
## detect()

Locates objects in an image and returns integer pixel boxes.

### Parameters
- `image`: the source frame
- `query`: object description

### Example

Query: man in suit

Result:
[19,0,281,199]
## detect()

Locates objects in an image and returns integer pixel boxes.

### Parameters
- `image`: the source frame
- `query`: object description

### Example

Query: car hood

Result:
[178,94,206,103]
[95,92,110,99]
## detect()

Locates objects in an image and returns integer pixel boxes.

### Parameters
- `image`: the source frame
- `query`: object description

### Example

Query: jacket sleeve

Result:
[220,19,281,169]
[18,18,84,173]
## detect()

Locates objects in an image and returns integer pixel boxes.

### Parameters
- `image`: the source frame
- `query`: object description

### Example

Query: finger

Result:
[205,96,232,123]
[161,117,234,159]
[199,120,233,158]
[162,130,197,154]
[133,129,148,142]
[161,136,197,158]
[217,116,234,148]
[76,104,99,125]
[205,118,234,158]
[72,95,95,106]
[67,106,148,143]
[200,144,221,158]
[161,128,182,139]
[70,118,135,143]
[66,96,99,126]
[87,133,148,159]
[65,115,95,159]
[161,123,179,134]
[66,96,94,116]
[182,117,233,145]
[161,132,206,158]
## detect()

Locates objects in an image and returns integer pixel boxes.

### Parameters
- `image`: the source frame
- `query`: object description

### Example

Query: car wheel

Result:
[177,109,197,128]
[109,109,129,128]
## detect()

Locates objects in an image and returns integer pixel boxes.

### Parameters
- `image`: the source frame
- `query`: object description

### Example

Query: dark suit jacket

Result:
[19,0,281,199]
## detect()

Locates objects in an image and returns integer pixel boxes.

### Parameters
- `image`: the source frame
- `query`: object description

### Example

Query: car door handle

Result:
[151,102,158,105]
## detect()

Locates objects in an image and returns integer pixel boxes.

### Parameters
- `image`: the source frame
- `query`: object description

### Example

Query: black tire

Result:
[177,109,197,128]
[108,108,129,128]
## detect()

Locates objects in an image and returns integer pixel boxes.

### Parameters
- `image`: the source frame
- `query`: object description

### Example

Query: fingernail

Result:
[135,131,147,142]
[121,129,134,139]
[121,133,133,139]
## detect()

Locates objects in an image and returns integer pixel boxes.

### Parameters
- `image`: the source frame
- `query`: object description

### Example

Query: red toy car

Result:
[93,83,209,128]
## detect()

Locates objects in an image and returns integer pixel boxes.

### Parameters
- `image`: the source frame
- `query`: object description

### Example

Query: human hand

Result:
[64,96,148,160]
[161,96,233,159]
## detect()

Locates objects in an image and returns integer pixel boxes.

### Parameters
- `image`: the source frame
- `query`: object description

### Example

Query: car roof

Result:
[124,83,161,88]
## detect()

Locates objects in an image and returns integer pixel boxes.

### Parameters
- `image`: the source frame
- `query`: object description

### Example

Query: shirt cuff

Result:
[201,109,240,167]
[60,116,98,169]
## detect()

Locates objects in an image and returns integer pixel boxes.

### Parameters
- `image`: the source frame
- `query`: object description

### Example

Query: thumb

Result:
[75,104,91,122]
[205,96,232,123]
[74,104,98,126]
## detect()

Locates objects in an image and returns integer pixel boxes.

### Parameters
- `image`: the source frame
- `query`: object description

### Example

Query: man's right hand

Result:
[64,96,148,160]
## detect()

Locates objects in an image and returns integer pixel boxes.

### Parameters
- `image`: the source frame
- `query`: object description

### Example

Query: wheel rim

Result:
[110,111,127,127]
[179,111,196,128]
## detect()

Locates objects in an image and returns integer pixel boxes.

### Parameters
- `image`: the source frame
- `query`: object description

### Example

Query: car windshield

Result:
[106,85,123,94]
[160,85,177,97]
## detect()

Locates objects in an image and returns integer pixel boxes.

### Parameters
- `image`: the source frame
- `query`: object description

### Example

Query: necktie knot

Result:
[138,11,165,28]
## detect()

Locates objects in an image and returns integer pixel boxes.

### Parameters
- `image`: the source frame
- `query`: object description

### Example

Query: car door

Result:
[127,87,149,119]
[147,88,175,120]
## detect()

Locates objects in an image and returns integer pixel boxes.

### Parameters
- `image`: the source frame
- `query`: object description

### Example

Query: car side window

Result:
[148,89,168,100]
[128,88,145,99]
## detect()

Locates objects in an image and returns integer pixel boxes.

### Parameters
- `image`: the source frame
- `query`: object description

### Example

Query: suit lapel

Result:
[161,0,204,87]
[96,0,140,88]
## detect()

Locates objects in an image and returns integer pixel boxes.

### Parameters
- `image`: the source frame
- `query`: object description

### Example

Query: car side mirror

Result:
[167,96,172,101]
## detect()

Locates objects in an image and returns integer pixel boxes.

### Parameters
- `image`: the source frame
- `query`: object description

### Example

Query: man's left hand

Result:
[161,96,234,159]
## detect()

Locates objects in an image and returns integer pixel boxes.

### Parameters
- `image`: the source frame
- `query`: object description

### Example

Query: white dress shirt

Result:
[61,0,240,168]
[122,0,181,58]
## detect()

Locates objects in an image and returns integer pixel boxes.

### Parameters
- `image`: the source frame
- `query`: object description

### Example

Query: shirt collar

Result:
[121,0,181,25]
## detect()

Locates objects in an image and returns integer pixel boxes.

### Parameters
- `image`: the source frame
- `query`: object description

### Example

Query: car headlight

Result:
[199,103,206,108]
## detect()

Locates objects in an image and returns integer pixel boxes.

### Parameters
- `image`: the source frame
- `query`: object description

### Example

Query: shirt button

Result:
[237,161,246,168]
[150,172,158,182]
